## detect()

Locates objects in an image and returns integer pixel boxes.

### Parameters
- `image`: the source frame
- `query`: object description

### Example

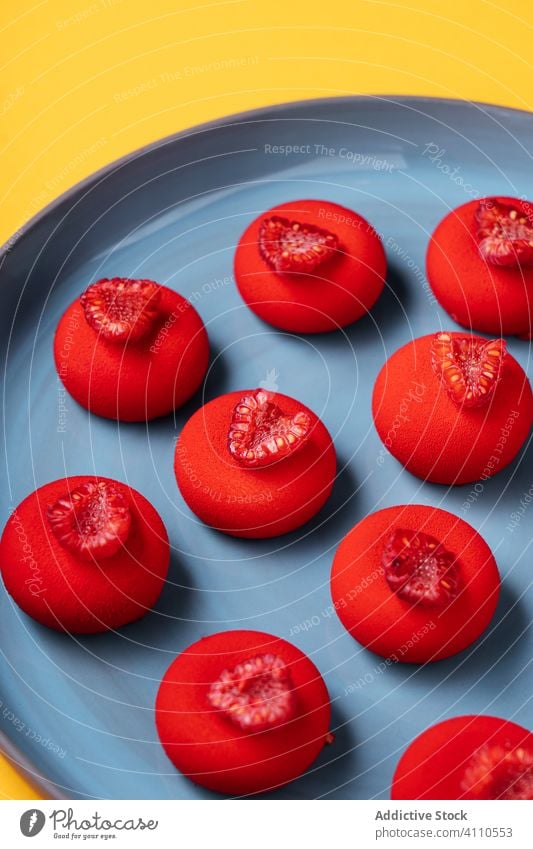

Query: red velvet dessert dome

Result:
[234,199,386,333]
[0,476,169,633]
[174,389,336,538]
[392,715,533,800]
[427,196,533,337]
[330,505,500,663]
[372,331,533,484]
[54,277,209,421]
[155,630,331,795]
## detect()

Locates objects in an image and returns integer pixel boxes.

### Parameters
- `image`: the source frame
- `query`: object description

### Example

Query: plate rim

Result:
[2,94,532,261]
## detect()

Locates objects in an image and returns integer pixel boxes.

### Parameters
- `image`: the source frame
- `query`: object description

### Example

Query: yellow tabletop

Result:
[1,0,531,799]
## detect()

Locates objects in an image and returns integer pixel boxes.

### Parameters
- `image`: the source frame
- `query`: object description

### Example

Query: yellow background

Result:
[0,0,531,799]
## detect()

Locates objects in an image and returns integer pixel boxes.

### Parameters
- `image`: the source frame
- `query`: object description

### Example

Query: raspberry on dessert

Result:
[235,199,386,333]
[80,278,161,342]
[155,630,331,795]
[382,528,461,608]
[461,743,533,800]
[330,505,500,663]
[54,281,209,421]
[431,332,506,409]
[47,480,131,561]
[174,390,336,538]
[228,389,311,468]
[258,216,339,273]
[372,332,533,485]
[427,196,533,336]
[476,198,533,267]
[392,715,533,800]
[0,476,170,633]
[207,653,297,732]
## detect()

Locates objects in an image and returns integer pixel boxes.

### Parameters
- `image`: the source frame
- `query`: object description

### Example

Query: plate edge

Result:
[1,94,532,260]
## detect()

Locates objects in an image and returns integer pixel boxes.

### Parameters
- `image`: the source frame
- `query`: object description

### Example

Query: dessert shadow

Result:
[261,702,357,800]
[350,263,413,343]
[122,552,196,646]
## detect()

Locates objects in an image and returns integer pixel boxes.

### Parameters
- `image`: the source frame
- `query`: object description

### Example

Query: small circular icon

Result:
[20,809,46,837]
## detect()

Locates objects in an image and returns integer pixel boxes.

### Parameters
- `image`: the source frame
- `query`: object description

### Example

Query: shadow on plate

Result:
[383,582,528,698]
[266,700,358,800]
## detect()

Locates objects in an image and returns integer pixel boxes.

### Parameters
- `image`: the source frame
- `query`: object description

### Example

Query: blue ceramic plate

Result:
[1,96,532,800]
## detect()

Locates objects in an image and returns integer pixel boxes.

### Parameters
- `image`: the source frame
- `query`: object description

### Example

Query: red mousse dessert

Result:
[54,277,209,421]
[372,331,533,484]
[427,197,533,337]
[0,476,169,633]
[234,199,386,333]
[392,715,533,799]
[156,630,331,795]
[330,505,500,663]
[174,389,336,537]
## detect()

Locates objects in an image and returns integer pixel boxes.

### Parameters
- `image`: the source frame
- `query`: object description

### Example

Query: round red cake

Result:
[234,199,386,333]
[372,331,533,484]
[330,505,500,663]
[174,388,336,538]
[155,629,331,795]
[0,476,169,633]
[392,715,533,800]
[427,196,533,337]
[54,277,209,421]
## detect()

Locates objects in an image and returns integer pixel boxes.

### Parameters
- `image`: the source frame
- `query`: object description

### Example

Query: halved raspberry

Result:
[383,528,462,608]
[475,199,533,267]
[47,481,131,561]
[80,277,161,342]
[461,744,533,800]
[431,332,506,408]
[207,653,297,733]
[258,216,339,273]
[228,389,311,468]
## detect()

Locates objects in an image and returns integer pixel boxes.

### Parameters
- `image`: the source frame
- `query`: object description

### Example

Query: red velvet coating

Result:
[0,476,169,633]
[372,332,533,484]
[235,199,386,333]
[174,390,336,538]
[391,715,533,799]
[330,505,500,663]
[155,630,331,796]
[427,196,533,336]
[54,285,209,421]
